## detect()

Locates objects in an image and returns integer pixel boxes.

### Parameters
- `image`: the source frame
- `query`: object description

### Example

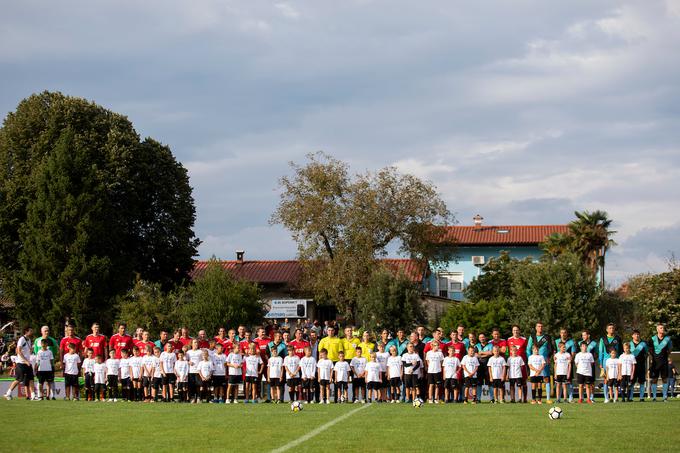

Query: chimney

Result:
[473,214,483,228]
[236,250,245,263]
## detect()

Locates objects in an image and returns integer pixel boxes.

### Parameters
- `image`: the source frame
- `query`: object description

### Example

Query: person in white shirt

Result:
[160,343,177,402]
[299,347,317,403]
[574,341,595,404]
[197,350,214,403]
[35,338,55,400]
[506,346,526,403]
[81,348,96,401]
[402,343,422,403]
[174,352,190,403]
[105,349,120,402]
[119,349,132,401]
[425,341,444,404]
[186,339,204,404]
[283,345,301,402]
[244,344,263,403]
[129,347,144,402]
[386,346,403,403]
[267,347,284,403]
[487,346,507,404]
[151,347,163,402]
[553,342,572,404]
[365,352,382,403]
[461,346,480,404]
[5,327,37,401]
[350,347,368,403]
[317,349,334,404]
[618,342,637,402]
[604,349,620,403]
[442,345,461,404]
[226,345,243,403]
[141,346,156,402]
[211,343,227,403]
[333,351,350,403]
[527,345,546,404]
[93,355,108,401]
[375,343,390,402]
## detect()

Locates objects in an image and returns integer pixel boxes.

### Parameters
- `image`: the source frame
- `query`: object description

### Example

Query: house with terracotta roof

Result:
[429,215,569,301]
[190,255,430,321]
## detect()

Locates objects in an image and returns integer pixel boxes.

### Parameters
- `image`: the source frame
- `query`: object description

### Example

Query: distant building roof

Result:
[190,258,427,285]
[439,224,569,246]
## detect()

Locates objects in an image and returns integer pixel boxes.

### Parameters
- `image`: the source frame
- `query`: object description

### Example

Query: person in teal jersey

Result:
[416,325,432,344]
[555,328,576,402]
[268,331,288,358]
[629,329,648,401]
[386,329,410,356]
[475,334,494,402]
[33,325,59,358]
[598,323,623,402]
[526,322,554,402]
[649,323,673,401]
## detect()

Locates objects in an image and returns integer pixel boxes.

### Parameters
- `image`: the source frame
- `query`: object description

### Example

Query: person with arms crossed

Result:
[649,323,673,402]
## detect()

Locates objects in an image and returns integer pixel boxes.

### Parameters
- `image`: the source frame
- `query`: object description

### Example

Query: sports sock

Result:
[537,387,542,400]
[652,383,658,399]
[476,385,482,400]
[662,382,669,399]
[639,383,646,399]
[603,383,609,400]
[568,383,573,399]
[545,382,551,400]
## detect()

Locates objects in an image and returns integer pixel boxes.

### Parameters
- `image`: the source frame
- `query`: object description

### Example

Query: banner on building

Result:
[264,300,307,319]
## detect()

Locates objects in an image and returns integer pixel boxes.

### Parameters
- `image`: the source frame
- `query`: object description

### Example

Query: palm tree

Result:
[568,210,616,287]
[540,232,573,259]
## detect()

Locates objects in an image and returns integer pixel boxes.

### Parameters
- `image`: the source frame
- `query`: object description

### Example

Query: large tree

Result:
[271,152,453,319]
[0,91,199,331]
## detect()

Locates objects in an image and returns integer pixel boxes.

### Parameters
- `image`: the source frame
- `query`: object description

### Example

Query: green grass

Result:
[2,399,679,452]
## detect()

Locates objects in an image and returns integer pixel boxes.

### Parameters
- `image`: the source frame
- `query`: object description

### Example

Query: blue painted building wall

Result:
[426,245,544,301]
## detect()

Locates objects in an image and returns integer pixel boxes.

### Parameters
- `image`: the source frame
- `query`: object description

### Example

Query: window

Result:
[437,272,464,299]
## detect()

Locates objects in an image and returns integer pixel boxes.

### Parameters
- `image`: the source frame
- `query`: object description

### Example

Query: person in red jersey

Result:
[59,324,82,363]
[133,327,144,343]
[179,327,193,348]
[290,328,310,358]
[135,331,155,356]
[109,323,134,359]
[167,330,183,353]
[506,324,528,401]
[214,327,229,348]
[195,330,210,349]
[490,328,508,355]
[82,323,107,358]
[239,330,253,354]
[423,328,446,354]
[253,327,272,399]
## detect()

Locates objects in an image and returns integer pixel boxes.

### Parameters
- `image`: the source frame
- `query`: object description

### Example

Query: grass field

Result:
[2,399,679,453]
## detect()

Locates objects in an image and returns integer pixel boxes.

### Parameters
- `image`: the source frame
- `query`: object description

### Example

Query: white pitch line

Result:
[270,403,372,453]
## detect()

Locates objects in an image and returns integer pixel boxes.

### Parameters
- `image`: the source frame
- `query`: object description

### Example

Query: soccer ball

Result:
[548,406,563,420]
[340,395,346,403]
[291,401,304,412]
[413,398,424,408]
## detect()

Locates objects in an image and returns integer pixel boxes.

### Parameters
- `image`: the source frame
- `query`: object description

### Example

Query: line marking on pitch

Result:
[270,403,372,453]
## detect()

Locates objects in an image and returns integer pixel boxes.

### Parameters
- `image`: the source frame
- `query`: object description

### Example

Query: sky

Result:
[1,0,679,286]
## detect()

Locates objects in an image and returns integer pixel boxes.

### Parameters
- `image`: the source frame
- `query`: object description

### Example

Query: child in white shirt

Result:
[267,347,283,403]
[442,345,461,404]
[574,342,595,404]
[198,350,214,403]
[299,347,317,403]
[160,343,177,402]
[365,352,382,403]
[618,342,636,402]
[226,345,243,404]
[81,348,96,401]
[333,351,351,403]
[506,346,525,403]
[119,350,131,401]
[425,341,444,404]
[487,346,507,404]
[527,345,546,404]
[317,349,334,404]
[244,344,263,403]
[402,343,422,403]
[375,343,390,402]
[387,346,403,403]
[604,349,620,403]
[553,342,572,403]
[93,355,107,401]
[461,346,479,404]
[174,351,189,403]
[350,347,368,403]
[283,345,301,402]
[35,339,55,400]
[105,349,120,401]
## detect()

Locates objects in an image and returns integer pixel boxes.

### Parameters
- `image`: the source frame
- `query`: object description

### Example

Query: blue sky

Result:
[2,1,679,285]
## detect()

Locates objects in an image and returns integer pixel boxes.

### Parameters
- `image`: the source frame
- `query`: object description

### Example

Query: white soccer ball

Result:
[413,398,423,408]
[291,400,304,412]
[340,395,346,403]
[548,406,563,420]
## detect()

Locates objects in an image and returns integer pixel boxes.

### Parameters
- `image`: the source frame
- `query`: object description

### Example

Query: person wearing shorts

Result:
[649,324,673,401]
[629,329,648,401]
[401,343,422,403]
[461,346,479,404]
[575,341,595,403]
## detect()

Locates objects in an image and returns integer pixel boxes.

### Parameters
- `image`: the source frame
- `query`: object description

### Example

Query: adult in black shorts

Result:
[630,329,648,401]
[649,324,673,401]
[6,327,36,400]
